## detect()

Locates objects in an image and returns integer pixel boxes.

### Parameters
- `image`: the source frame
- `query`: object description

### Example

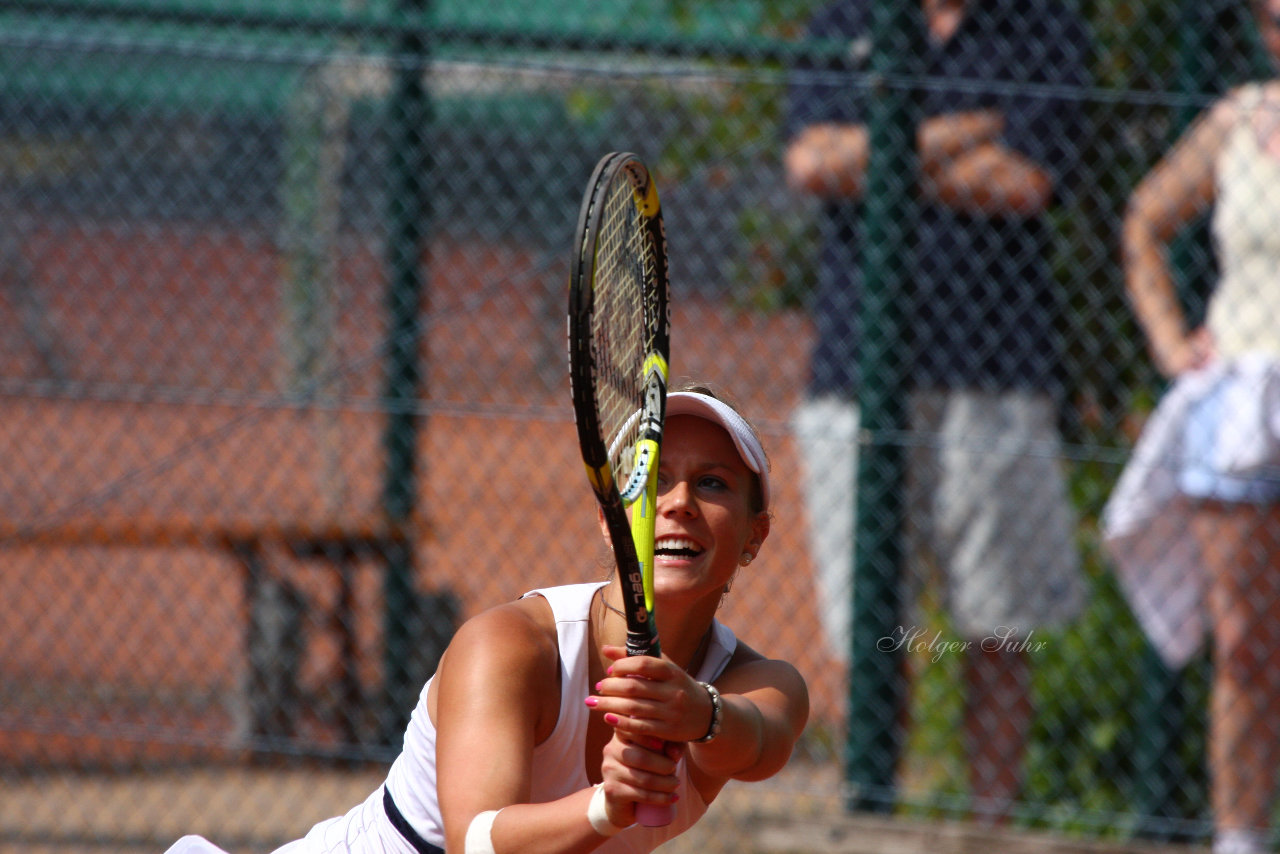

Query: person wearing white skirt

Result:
[1104,15,1280,849]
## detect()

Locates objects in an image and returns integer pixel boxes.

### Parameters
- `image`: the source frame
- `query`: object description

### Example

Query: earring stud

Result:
[739,553,754,566]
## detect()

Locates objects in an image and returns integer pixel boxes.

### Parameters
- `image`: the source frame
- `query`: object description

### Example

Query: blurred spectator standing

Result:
[784,0,1091,821]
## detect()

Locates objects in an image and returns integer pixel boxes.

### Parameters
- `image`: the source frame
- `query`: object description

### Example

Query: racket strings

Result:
[592,174,654,492]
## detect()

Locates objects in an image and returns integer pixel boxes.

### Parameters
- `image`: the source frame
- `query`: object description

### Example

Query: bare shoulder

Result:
[428,594,566,741]
[1211,85,1257,129]
[439,595,560,683]
[1146,91,1239,180]
[1258,80,1280,104]
[723,638,786,669]
[719,640,809,700]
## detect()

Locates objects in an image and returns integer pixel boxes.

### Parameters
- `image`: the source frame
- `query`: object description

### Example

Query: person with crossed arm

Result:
[784,0,1090,822]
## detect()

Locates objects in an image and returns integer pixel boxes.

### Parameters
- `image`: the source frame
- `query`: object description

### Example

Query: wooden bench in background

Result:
[0,396,442,763]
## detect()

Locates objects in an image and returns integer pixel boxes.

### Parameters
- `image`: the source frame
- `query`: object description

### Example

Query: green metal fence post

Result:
[844,0,921,813]
[380,0,431,747]
[1132,648,1198,839]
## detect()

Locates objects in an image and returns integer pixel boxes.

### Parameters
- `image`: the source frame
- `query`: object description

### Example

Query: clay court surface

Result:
[0,762,1203,854]
[1,222,846,834]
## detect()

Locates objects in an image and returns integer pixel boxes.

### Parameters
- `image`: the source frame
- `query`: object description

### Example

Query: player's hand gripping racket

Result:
[568,152,673,828]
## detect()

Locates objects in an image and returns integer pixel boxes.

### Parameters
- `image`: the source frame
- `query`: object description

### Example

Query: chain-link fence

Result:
[3,0,1279,851]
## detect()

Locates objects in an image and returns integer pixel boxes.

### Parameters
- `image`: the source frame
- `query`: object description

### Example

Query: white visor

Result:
[665,392,770,510]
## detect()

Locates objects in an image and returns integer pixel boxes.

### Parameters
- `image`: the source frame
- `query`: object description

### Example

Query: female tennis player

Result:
[167,382,808,854]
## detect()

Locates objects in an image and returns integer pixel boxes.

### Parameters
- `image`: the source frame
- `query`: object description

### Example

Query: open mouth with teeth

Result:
[655,537,704,559]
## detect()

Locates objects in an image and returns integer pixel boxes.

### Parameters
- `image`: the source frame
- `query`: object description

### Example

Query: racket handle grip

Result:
[635,802,675,827]
[635,734,677,826]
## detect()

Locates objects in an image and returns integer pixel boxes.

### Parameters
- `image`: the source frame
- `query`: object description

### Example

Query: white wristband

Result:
[465,809,500,854]
[587,784,629,837]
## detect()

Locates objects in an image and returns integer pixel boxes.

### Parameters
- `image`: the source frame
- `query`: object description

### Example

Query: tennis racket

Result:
[568,151,673,828]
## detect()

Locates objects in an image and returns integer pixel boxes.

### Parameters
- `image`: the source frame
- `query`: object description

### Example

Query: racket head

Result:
[568,151,671,659]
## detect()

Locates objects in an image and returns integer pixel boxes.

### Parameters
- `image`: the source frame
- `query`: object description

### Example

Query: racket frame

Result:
[568,151,672,661]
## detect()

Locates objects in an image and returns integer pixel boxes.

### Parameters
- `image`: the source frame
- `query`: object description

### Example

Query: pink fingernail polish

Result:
[604,713,619,725]
[595,681,603,691]
[584,697,598,707]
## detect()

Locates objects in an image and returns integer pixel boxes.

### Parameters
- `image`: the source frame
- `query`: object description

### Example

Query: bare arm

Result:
[918,110,1054,216]
[784,122,871,199]
[785,109,1050,215]
[592,644,809,799]
[687,653,810,784]
[1122,96,1235,377]
[434,603,634,854]
[916,108,1004,165]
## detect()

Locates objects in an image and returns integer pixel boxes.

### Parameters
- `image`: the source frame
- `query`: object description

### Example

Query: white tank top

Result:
[374,581,738,853]
[1210,82,1280,359]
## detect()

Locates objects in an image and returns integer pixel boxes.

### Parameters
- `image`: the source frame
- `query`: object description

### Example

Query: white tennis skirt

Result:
[1102,352,1280,667]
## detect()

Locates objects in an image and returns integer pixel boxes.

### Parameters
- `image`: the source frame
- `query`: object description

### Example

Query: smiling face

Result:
[647,414,770,603]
